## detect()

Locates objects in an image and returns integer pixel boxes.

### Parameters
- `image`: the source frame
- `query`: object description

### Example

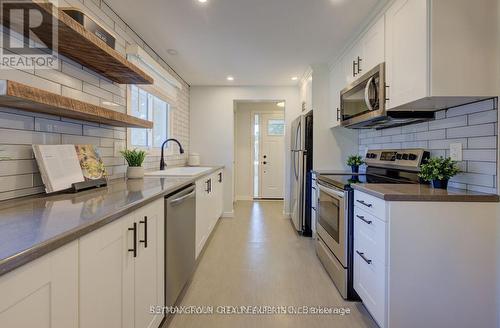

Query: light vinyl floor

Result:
[169,201,377,328]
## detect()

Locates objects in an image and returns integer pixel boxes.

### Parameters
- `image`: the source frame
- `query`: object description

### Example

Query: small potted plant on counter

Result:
[418,156,460,189]
[121,149,146,179]
[347,155,364,173]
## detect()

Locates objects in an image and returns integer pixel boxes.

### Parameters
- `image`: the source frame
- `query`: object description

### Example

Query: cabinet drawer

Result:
[354,207,386,264]
[354,190,386,220]
[353,239,386,328]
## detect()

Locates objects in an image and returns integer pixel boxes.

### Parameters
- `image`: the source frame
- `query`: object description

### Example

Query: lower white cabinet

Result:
[80,198,164,328]
[0,241,79,328]
[195,169,224,258]
[353,204,386,328]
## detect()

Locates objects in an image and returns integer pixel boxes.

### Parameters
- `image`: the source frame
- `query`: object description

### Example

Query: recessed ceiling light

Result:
[198,0,207,3]
[226,76,234,81]
[167,49,178,56]
[291,76,298,81]
[277,102,285,108]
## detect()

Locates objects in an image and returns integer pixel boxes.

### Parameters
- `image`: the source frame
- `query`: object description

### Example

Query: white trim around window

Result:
[126,85,175,156]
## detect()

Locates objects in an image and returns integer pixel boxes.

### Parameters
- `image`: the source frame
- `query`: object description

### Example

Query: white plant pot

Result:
[127,166,144,179]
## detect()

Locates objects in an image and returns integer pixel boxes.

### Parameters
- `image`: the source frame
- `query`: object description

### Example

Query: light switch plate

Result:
[450,143,462,161]
[114,141,125,157]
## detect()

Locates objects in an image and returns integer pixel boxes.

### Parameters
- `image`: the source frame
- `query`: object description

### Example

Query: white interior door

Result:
[259,113,285,198]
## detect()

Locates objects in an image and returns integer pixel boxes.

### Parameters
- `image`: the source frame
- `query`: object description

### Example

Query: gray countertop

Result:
[0,166,223,277]
[351,183,500,202]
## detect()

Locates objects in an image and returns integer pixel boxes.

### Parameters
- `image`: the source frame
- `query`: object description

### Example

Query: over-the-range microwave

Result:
[339,63,434,130]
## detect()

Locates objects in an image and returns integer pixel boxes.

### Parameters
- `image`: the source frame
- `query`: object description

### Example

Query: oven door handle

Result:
[318,183,345,199]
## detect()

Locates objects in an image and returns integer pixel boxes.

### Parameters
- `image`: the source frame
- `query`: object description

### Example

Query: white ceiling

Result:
[105,0,385,86]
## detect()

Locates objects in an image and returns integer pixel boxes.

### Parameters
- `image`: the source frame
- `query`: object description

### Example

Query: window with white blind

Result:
[128,85,172,153]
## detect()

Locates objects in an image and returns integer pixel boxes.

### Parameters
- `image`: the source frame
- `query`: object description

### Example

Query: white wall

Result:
[309,64,359,170]
[234,102,284,200]
[190,87,300,216]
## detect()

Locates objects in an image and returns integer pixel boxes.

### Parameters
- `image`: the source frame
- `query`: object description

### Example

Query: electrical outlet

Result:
[114,141,125,157]
[450,143,462,161]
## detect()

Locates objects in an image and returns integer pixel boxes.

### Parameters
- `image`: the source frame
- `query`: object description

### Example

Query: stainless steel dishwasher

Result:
[165,184,196,308]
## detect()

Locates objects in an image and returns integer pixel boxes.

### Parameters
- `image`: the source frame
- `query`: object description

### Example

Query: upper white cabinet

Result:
[329,63,343,127]
[385,0,497,110]
[359,17,385,75]
[0,242,79,328]
[80,199,164,328]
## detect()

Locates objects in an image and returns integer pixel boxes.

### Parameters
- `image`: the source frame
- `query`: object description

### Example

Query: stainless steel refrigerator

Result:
[290,111,313,236]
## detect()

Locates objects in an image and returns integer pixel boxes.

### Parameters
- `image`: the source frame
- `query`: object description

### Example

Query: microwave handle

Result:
[364,76,374,111]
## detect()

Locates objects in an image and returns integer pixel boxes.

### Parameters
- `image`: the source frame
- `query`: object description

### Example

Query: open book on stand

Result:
[33,144,107,194]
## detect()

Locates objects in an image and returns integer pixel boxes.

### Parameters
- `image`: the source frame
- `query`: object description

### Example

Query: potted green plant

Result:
[120,149,146,179]
[418,156,460,189]
[347,155,364,173]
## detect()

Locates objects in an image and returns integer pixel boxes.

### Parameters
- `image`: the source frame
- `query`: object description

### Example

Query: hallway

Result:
[169,201,377,328]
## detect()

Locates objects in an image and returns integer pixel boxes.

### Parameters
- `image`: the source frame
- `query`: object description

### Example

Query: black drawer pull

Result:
[139,216,148,248]
[356,199,373,208]
[128,222,137,257]
[356,215,372,225]
[312,207,316,211]
[356,250,372,264]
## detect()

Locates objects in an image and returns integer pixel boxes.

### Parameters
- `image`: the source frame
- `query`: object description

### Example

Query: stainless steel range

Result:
[315,149,430,300]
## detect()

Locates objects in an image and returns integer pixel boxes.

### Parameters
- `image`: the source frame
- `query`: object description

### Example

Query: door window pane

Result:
[267,119,285,136]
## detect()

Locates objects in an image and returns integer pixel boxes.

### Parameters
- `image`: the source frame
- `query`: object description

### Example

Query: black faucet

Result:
[160,138,185,170]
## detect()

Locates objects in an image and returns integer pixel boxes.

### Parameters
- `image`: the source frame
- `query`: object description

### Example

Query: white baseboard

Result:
[221,211,234,218]
[283,211,291,219]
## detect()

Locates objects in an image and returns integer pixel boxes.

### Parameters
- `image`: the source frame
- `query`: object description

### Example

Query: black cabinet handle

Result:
[357,56,362,74]
[206,179,210,193]
[139,216,148,248]
[128,222,137,257]
[312,207,316,211]
[356,199,373,208]
[336,108,340,121]
[385,84,390,102]
[356,250,372,264]
[356,215,372,225]
[352,60,357,77]
[218,172,223,183]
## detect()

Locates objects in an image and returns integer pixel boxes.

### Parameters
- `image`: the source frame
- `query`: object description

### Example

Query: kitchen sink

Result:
[145,166,213,177]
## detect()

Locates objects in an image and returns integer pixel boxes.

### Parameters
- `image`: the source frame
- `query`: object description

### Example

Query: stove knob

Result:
[365,153,371,158]
[396,154,403,160]
[402,154,409,160]
[408,153,418,161]
[371,153,377,159]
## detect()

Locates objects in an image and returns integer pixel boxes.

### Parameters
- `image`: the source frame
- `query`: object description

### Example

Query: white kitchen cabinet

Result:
[195,170,224,259]
[80,199,164,328]
[133,201,165,328]
[342,44,362,85]
[359,17,385,74]
[0,241,79,328]
[353,189,498,328]
[385,0,497,110]
[328,63,343,128]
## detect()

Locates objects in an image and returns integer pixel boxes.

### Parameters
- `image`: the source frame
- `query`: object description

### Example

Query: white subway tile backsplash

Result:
[468,136,497,149]
[446,99,495,117]
[0,111,34,130]
[0,0,189,201]
[35,118,82,135]
[447,124,495,138]
[468,110,498,125]
[428,116,467,130]
[359,99,498,193]
[0,128,60,145]
[463,149,497,162]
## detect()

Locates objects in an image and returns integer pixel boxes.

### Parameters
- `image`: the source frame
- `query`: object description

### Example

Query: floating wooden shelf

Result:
[0,80,153,128]
[1,2,154,85]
